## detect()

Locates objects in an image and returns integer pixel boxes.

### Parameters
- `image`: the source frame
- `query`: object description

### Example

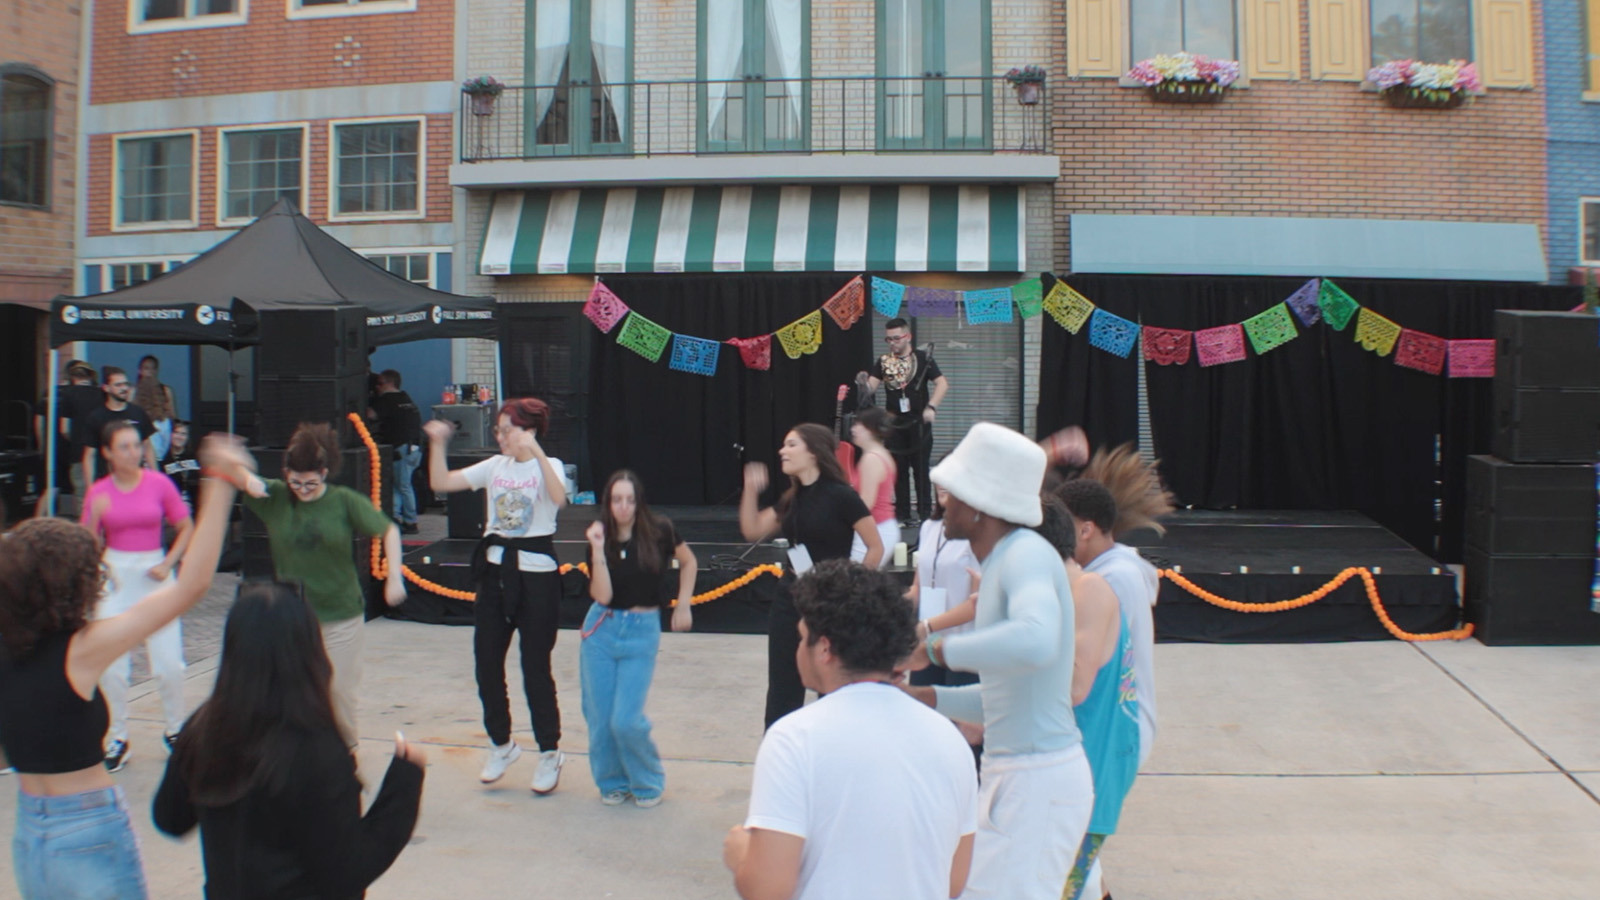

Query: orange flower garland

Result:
[345,414,781,606]
[1159,566,1473,642]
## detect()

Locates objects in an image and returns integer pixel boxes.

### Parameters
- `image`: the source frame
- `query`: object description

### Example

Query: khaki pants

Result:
[321,615,365,748]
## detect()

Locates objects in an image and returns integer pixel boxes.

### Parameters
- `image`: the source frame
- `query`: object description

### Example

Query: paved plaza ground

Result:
[5,536,1599,898]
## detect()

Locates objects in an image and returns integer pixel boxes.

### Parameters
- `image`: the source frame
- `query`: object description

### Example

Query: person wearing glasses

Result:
[237,423,407,749]
[79,366,157,488]
[857,318,949,526]
[423,398,570,794]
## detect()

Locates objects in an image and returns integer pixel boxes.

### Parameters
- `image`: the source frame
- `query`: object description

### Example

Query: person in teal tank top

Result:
[1063,616,1140,900]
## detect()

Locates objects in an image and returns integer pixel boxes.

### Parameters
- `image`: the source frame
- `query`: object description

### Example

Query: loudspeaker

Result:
[1491,386,1600,463]
[1466,455,1597,557]
[445,450,495,539]
[431,403,495,451]
[1463,547,1600,645]
[257,373,371,447]
[258,308,368,379]
[1494,310,1600,390]
[241,444,393,535]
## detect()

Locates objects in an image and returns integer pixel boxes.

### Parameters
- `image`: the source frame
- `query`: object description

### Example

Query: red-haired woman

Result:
[425,397,570,794]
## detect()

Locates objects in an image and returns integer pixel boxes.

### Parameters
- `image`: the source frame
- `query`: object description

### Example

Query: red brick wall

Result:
[90,1,454,105]
[1047,2,1550,271]
[85,114,453,236]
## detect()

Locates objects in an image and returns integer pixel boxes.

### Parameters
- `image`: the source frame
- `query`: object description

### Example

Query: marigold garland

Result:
[1159,566,1474,642]
[346,414,780,606]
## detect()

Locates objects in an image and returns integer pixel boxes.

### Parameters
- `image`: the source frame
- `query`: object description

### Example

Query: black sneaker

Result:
[163,731,181,753]
[104,739,130,773]
[400,522,420,535]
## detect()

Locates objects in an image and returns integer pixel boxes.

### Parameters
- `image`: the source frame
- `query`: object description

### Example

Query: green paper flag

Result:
[1011,278,1044,318]
[617,311,671,362]
[1242,303,1298,355]
[1318,280,1359,331]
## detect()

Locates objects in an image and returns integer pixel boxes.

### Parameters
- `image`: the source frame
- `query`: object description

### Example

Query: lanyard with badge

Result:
[785,485,815,575]
[917,527,950,620]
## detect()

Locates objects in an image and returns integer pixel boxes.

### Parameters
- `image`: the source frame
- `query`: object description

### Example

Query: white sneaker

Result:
[479,740,522,783]
[530,749,564,794]
[601,790,630,806]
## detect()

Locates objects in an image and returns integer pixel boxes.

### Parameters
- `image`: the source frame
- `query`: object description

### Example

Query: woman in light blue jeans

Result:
[580,471,696,808]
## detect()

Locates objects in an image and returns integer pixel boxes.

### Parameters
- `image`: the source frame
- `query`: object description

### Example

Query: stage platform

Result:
[387,506,1462,643]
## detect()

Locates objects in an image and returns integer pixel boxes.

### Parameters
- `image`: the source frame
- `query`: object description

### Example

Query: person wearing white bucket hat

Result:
[902,422,1094,900]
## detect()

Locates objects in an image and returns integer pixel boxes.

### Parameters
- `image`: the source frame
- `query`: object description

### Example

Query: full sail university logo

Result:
[196,305,215,325]
[432,305,443,325]
[61,305,79,325]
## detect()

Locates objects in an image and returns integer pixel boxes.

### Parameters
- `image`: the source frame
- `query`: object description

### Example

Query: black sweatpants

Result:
[474,565,563,751]
[891,419,934,521]
[764,587,805,729]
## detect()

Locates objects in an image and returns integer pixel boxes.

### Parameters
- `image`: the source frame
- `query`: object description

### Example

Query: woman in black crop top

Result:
[0,436,251,900]
[153,581,425,899]
[739,423,882,728]
[579,470,697,807]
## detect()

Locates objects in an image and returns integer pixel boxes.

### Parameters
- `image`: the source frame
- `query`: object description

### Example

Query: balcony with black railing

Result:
[458,75,1049,163]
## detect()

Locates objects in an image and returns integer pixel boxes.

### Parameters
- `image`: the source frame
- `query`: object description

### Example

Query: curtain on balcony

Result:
[766,0,803,138]
[532,0,570,133]
[591,0,628,136]
[706,0,742,139]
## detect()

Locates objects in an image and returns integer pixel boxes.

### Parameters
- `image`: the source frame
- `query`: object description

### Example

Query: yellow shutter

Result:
[1245,0,1301,79]
[1068,0,1126,78]
[1309,0,1367,80]
[1475,0,1533,88]
[1590,0,1600,91]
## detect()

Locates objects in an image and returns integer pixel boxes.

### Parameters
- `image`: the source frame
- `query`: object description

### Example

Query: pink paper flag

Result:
[584,281,629,333]
[1393,329,1447,375]
[1446,339,1495,378]
[1194,324,1247,367]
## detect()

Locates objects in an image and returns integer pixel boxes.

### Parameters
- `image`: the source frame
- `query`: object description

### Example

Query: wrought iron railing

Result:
[459,75,1049,162]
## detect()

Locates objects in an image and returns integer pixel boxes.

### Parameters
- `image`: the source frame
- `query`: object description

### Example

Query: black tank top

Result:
[0,630,110,774]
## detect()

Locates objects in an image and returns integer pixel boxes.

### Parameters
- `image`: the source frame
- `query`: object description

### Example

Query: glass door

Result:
[700,0,808,152]
[878,0,990,150]
[527,0,631,156]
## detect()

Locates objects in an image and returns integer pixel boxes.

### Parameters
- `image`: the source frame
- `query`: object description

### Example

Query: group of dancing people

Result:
[1,383,1167,900]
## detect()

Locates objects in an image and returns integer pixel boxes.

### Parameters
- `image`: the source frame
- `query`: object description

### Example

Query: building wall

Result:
[0,0,82,305]
[1543,0,1600,279]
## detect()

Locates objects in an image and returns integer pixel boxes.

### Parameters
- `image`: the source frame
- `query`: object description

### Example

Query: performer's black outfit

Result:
[869,349,943,522]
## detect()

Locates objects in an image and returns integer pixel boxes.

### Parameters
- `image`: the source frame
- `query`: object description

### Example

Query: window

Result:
[116,133,195,227]
[1131,0,1237,62]
[1589,0,1600,92]
[1583,200,1600,265]
[221,127,303,221]
[530,0,630,155]
[1370,0,1471,65]
[701,0,806,151]
[289,0,416,18]
[331,120,421,218]
[877,0,987,150]
[110,261,170,289]
[364,252,431,285]
[0,70,51,208]
[130,0,245,31]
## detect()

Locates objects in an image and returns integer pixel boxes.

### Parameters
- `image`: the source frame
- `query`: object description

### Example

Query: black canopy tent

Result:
[41,198,498,510]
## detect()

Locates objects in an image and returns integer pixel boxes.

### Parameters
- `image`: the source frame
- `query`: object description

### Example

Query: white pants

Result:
[321,615,365,749]
[849,518,901,569]
[961,744,1095,900]
[97,549,186,741]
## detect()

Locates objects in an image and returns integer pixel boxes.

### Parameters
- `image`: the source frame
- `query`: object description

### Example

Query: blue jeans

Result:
[580,604,664,800]
[393,444,423,525]
[12,786,148,900]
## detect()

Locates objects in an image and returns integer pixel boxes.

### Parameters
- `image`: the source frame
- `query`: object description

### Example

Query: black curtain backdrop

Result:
[1036,275,1580,563]
[590,273,875,506]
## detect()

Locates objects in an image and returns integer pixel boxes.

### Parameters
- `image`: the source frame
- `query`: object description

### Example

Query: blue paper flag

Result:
[668,334,721,376]
[905,286,959,318]
[1088,308,1141,358]
[963,288,1015,324]
[1285,278,1322,326]
[871,278,905,318]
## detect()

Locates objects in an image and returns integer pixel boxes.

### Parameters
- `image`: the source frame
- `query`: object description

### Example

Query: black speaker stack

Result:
[256,307,370,446]
[1463,311,1599,645]
[445,450,495,539]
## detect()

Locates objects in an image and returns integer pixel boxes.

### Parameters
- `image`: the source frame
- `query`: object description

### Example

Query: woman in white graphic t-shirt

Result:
[423,397,571,795]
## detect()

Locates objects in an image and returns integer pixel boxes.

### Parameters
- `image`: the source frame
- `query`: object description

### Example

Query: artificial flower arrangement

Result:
[462,75,505,97]
[1126,51,1241,102]
[1366,59,1480,109]
[1005,65,1047,104]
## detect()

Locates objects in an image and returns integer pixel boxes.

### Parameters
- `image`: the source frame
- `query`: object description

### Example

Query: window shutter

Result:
[1068,0,1126,78]
[1590,0,1600,91]
[1475,0,1533,88]
[1309,0,1366,80]
[1245,0,1300,79]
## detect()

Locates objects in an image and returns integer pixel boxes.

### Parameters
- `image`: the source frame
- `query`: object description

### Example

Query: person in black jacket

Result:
[153,581,425,900]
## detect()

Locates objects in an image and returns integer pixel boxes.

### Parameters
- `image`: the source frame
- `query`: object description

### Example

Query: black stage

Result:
[388,507,1462,643]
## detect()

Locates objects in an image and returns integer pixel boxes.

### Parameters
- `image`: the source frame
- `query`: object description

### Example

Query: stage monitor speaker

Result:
[445,450,495,539]
[257,373,371,448]
[258,307,368,379]
[1463,547,1600,645]
[432,403,495,451]
[1494,310,1600,391]
[1465,455,1597,557]
[1491,385,1600,463]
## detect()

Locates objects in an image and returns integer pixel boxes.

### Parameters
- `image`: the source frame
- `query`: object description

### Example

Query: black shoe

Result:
[400,522,420,535]
[104,739,130,773]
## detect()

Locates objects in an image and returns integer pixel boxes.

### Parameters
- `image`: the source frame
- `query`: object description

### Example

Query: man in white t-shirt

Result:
[725,560,976,900]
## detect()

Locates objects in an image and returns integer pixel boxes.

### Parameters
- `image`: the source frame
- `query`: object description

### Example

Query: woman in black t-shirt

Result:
[739,423,883,727]
[581,471,696,808]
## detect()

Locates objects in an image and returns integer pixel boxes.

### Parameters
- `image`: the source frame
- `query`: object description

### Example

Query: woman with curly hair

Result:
[0,436,251,900]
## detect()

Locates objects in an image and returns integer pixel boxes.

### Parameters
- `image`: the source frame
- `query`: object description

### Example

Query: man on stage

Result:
[859,317,949,525]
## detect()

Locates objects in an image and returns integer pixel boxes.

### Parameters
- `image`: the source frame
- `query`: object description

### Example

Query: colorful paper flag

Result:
[1354,307,1402,356]
[1142,327,1192,366]
[668,334,721,376]
[822,276,865,330]
[963,288,1015,325]
[1393,329,1447,375]
[1011,278,1044,318]
[616,312,671,363]
[1284,278,1322,326]
[726,335,772,371]
[906,287,959,318]
[871,278,904,318]
[775,310,824,359]
[1319,280,1359,331]
[1043,282,1095,334]
[1242,303,1298,355]
[1194,324,1247,367]
[1088,308,1141,358]
[584,281,630,333]
[1446,339,1495,378]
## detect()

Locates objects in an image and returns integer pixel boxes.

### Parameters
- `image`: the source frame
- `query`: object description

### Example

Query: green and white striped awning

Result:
[478,185,1025,275]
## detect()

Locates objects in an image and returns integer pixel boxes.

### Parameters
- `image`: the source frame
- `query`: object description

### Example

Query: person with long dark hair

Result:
[238,423,406,749]
[740,423,883,728]
[81,419,195,771]
[423,397,569,792]
[153,581,426,899]
[134,355,178,461]
[0,436,248,900]
[581,470,696,807]
[847,406,899,569]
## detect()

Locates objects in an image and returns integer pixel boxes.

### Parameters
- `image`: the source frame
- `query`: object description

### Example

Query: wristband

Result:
[926,404,938,412]
[926,633,947,669]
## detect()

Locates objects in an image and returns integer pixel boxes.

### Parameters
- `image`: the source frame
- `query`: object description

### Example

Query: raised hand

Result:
[422,419,454,444]
[743,461,769,495]
[585,520,606,547]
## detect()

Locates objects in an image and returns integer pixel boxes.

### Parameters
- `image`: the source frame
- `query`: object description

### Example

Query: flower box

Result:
[1149,81,1228,103]
[1367,60,1479,110]
[1127,52,1240,105]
